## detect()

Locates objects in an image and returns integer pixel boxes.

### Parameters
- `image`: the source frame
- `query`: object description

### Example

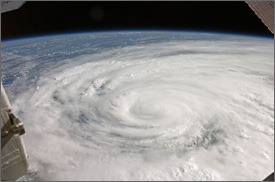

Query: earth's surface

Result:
[1,31,274,181]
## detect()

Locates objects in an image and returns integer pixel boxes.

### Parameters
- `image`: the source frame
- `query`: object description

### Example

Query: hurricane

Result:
[1,31,274,181]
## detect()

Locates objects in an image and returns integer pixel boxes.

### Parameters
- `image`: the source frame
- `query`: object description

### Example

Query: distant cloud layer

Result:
[1,32,273,181]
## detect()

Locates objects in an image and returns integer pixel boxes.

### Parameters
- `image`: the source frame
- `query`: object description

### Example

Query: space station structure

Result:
[1,83,29,180]
[245,1,274,34]
[1,1,29,181]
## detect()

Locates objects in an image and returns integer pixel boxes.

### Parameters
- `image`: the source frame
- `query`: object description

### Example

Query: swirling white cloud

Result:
[1,32,273,181]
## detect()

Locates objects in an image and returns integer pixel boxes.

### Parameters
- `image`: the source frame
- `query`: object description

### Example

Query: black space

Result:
[1,1,274,40]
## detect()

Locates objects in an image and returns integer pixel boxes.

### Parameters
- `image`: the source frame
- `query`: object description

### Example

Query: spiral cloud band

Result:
[1,32,274,180]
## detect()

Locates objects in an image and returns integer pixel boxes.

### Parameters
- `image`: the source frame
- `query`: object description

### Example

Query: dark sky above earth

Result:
[1,1,274,40]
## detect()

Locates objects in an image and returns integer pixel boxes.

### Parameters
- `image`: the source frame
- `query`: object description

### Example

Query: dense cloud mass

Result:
[1,32,274,181]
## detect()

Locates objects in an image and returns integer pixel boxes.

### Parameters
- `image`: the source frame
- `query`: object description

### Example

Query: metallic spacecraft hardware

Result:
[1,1,28,181]
[263,172,275,181]
[1,83,29,181]
[1,1,25,13]
[245,1,274,34]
